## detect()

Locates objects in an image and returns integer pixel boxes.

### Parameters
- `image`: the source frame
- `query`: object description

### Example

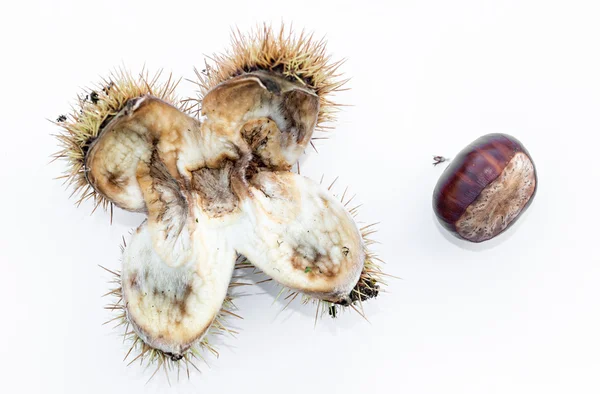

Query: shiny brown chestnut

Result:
[433,133,537,243]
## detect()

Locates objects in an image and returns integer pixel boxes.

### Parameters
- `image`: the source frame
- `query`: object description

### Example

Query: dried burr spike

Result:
[433,133,538,243]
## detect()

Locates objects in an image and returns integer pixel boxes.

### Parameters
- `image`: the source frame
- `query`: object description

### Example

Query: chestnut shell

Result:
[433,133,538,243]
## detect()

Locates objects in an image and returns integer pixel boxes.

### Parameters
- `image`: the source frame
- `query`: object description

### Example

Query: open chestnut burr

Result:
[433,133,537,243]
[53,25,387,374]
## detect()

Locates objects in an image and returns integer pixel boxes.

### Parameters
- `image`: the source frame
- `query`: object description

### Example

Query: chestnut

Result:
[433,133,537,243]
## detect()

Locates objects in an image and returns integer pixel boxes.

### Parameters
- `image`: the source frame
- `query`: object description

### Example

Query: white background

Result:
[1,0,599,393]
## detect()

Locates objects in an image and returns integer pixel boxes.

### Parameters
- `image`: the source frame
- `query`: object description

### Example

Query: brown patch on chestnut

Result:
[241,118,293,171]
[191,161,239,218]
[289,245,339,278]
[173,283,194,318]
[128,272,139,289]
[433,133,537,243]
